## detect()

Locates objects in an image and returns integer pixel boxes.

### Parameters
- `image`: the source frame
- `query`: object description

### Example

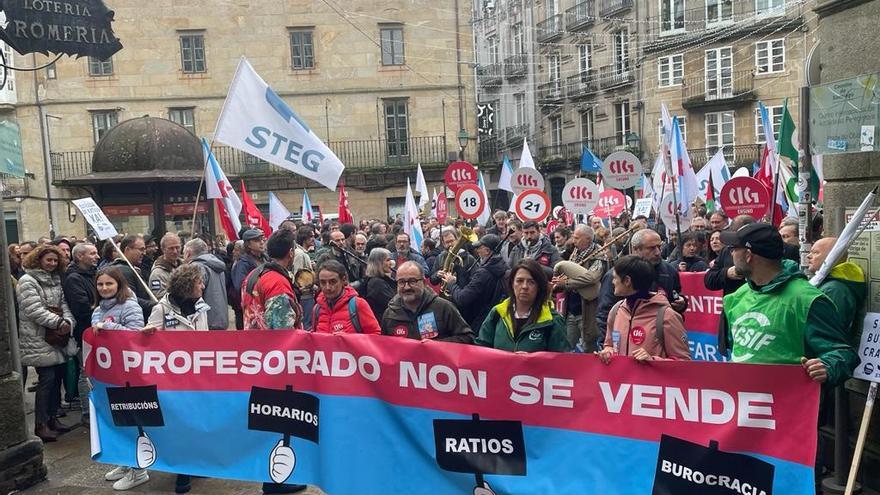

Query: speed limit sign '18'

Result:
[514,189,551,222]
[601,151,643,190]
[511,167,545,195]
[455,183,485,220]
[561,178,600,215]
[592,190,626,219]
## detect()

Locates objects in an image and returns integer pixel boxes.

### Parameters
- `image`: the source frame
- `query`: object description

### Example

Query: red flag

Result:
[754,146,783,226]
[214,199,240,241]
[240,180,271,234]
[338,182,354,224]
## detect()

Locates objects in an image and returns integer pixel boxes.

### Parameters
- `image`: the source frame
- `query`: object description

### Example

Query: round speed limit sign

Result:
[455,184,485,220]
[514,189,551,222]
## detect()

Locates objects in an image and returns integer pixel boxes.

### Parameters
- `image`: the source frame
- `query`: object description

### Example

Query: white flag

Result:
[404,178,424,248]
[660,103,674,146]
[214,58,345,190]
[695,149,730,200]
[508,192,518,214]
[268,192,291,231]
[415,164,429,208]
[477,171,491,226]
[520,138,536,169]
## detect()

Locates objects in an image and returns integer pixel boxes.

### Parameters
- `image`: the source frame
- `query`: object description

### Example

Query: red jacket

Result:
[603,293,690,360]
[313,286,381,334]
[241,263,301,330]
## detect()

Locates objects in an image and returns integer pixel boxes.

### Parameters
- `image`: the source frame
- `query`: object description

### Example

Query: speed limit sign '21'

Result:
[455,184,485,220]
[562,178,600,215]
[514,189,551,222]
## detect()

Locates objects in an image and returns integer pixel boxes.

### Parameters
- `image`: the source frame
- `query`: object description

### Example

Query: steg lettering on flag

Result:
[215,58,345,190]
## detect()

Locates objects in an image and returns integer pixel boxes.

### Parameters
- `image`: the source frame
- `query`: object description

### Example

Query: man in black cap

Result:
[719,223,856,385]
[232,229,267,296]
[440,234,507,330]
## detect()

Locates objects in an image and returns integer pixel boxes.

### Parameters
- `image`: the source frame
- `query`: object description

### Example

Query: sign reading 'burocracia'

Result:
[0,0,123,60]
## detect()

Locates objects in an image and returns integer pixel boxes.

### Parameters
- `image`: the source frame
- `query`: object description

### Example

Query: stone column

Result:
[0,197,46,490]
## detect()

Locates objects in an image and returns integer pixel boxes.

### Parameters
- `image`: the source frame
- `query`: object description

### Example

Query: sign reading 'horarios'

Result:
[84,330,818,494]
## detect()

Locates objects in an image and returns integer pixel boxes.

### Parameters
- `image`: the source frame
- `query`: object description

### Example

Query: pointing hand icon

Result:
[136,432,156,469]
[269,439,296,484]
[473,481,496,495]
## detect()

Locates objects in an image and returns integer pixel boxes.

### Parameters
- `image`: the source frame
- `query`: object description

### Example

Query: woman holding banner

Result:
[145,265,210,332]
[476,259,569,353]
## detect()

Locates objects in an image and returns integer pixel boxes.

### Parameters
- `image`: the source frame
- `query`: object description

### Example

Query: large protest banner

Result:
[679,272,728,362]
[85,330,816,494]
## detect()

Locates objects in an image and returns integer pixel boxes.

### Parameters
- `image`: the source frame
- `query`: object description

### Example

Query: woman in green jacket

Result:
[477,259,570,352]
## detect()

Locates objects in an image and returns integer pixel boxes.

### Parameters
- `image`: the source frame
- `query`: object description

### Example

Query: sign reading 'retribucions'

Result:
[0,0,123,60]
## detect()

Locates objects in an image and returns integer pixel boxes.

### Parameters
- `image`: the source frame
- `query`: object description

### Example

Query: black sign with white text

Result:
[652,435,774,495]
[106,384,164,427]
[433,418,526,476]
[247,386,320,443]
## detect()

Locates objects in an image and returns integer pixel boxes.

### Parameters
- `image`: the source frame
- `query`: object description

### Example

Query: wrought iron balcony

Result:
[566,0,595,31]
[477,63,503,86]
[566,71,599,100]
[504,54,528,79]
[687,144,761,170]
[537,80,565,105]
[537,14,564,42]
[478,137,500,163]
[503,124,529,146]
[1,173,28,199]
[538,137,635,164]
[599,0,632,16]
[598,63,634,89]
[50,136,449,184]
[681,70,755,109]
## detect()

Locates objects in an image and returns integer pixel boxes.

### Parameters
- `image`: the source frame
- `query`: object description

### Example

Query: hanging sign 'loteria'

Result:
[561,178,600,215]
[601,151,643,190]
[510,167,545,196]
[514,189,550,222]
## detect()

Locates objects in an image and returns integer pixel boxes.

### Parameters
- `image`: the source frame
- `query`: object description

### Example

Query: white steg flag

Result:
[268,192,291,231]
[415,164,429,208]
[520,138,536,169]
[214,58,345,190]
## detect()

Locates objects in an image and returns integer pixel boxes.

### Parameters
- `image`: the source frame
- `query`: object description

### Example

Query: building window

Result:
[1,44,14,91]
[169,108,196,134]
[511,23,524,55]
[289,29,315,70]
[615,101,631,146]
[578,43,592,74]
[46,62,57,79]
[487,36,499,65]
[92,111,119,144]
[706,0,733,25]
[705,47,733,100]
[514,93,526,126]
[754,105,783,143]
[755,39,785,74]
[179,33,206,73]
[660,0,685,33]
[581,109,594,143]
[550,116,562,147]
[380,25,405,66]
[88,57,113,76]
[658,54,683,87]
[706,111,735,161]
[658,116,687,145]
[613,29,629,74]
[383,99,409,157]
[756,0,784,16]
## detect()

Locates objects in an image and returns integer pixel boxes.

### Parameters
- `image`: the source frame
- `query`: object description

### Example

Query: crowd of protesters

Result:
[7,199,863,493]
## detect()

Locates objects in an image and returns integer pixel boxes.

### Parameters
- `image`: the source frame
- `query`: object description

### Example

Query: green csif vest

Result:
[723,275,821,364]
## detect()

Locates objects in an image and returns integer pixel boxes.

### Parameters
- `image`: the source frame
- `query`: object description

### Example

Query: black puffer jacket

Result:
[62,264,96,344]
[448,254,507,330]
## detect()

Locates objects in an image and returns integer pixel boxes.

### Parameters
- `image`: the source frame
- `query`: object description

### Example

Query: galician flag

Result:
[301,189,314,223]
[214,58,345,190]
[695,148,730,201]
[477,170,491,226]
[498,155,515,192]
[415,164,429,208]
[268,192,291,232]
[520,138,536,169]
[203,138,242,240]
[404,178,424,249]
[669,116,699,215]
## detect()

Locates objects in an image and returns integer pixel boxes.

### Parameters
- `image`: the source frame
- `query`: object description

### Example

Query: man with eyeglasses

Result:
[595,229,686,348]
[381,261,474,343]
[108,234,156,320]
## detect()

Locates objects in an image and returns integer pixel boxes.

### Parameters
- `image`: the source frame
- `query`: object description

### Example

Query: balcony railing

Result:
[599,0,632,16]
[1,173,28,198]
[537,80,565,104]
[687,144,761,170]
[598,63,634,89]
[538,137,635,164]
[504,54,528,79]
[537,14,564,42]
[50,137,449,184]
[566,0,595,31]
[566,71,599,99]
[682,70,755,108]
[478,137,500,163]
[477,63,503,85]
[503,124,529,146]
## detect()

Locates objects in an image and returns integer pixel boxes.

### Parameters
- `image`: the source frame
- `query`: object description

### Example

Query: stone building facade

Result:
[6,0,476,241]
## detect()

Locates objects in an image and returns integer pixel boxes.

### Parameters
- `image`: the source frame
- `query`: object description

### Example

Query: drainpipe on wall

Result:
[33,53,56,238]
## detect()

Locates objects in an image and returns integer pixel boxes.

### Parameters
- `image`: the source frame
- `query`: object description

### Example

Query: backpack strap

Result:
[608,300,624,334]
[349,297,362,334]
[311,304,320,332]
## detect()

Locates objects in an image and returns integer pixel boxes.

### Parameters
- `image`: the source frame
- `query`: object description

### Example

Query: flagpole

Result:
[769,149,782,224]
[190,136,216,239]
